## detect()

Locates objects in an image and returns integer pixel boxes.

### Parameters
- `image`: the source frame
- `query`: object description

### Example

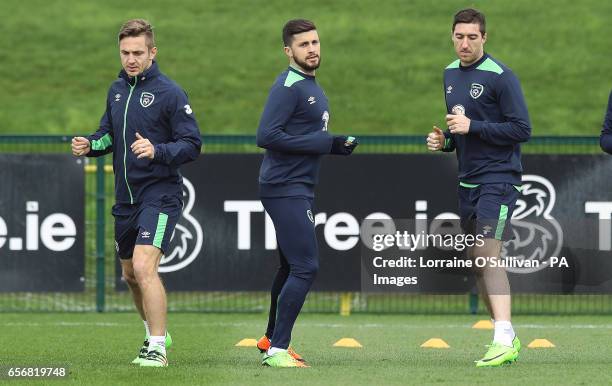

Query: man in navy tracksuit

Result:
[599,90,612,152]
[71,19,201,368]
[255,19,358,368]
[426,9,531,367]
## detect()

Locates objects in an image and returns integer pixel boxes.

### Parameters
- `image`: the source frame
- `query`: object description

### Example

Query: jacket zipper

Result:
[123,77,137,204]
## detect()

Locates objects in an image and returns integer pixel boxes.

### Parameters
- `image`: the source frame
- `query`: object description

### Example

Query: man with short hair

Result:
[256,19,358,368]
[426,8,531,367]
[71,18,201,368]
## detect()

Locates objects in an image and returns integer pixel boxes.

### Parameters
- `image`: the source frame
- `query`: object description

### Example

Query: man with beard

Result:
[255,19,359,368]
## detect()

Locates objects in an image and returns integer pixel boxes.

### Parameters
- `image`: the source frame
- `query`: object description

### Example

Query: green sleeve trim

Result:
[445,59,460,69]
[284,71,305,87]
[513,185,522,192]
[495,204,509,240]
[91,133,112,151]
[459,182,480,188]
[153,213,168,249]
[476,58,504,74]
[443,137,451,149]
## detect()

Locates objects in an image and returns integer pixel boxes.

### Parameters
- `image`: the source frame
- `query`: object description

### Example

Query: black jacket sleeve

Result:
[599,90,612,154]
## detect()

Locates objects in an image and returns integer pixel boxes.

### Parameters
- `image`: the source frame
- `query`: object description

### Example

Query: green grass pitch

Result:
[1,0,611,136]
[3,313,612,385]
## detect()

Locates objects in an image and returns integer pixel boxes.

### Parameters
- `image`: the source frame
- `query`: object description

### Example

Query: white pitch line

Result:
[2,322,128,327]
[3,321,612,329]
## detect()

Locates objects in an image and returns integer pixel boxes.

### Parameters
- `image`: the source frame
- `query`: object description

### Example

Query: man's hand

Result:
[330,135,359,155]
[426,126,445,151]
[71,136,91,156]
[131,132,155,159]
[446,114,471,135]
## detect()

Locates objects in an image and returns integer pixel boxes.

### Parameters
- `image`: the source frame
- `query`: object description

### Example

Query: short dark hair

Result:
[118,19,155,49]
[452,8,486,35]
[282,19,317,47]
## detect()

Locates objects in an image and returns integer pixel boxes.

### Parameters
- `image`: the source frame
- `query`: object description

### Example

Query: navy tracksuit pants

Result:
[261,196,319,350]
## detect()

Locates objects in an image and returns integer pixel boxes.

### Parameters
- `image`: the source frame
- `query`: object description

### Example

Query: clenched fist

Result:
[426,126,445,151]
[72,137,91,156]
[131,132,155,160]
[446,114,471,135]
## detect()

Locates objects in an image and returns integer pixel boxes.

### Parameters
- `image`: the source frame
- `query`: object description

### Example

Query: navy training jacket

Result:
[86,61,201,205]
[256,66,333,198]
[442,53,531,185]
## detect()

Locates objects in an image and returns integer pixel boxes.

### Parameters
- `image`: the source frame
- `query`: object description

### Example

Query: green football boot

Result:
[512,336,521,353]
[140,344,168,368]
[475,341,519,367]
[262,351,308,368]
[132,332,173,365]
[131,339,149,365]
